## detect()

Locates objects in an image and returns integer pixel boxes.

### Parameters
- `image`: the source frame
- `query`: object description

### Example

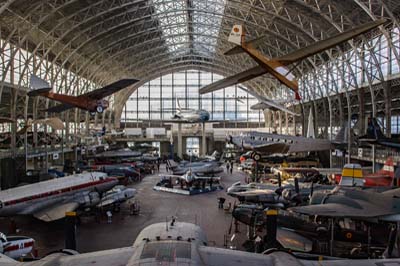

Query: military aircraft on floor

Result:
[199,19,386,100]
[171,160,224,176]
[162,169,221,184]
[97,185,136,209]
[358,117,400,150]
[232,205,389,257]
[0,172,118,222]
[2,220,400,266]
[290,186,400,221]
[29,75,139,114]
[0,233,34,260]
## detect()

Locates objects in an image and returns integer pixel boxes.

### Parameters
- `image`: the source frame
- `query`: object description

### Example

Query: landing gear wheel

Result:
[253,153,261,161]
[96,106,104,113]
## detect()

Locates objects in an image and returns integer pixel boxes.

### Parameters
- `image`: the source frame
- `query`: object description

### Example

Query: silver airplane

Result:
[0,172,118,222]
[229,131,332,156]
[2,221,400,265]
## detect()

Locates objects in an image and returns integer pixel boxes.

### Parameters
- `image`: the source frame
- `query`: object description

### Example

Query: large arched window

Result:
[122,70,264,123]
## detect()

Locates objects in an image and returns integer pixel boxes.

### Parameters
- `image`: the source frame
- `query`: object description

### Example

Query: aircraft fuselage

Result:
[39,92,109,113]
[173,109,210,123]
[0,173,117,218]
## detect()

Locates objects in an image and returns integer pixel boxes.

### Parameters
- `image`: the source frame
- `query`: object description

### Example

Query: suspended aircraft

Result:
[2,220,400,266]
[199,19,386,100]
[28,75,139,114]
[0,172,118,222]
[237,86,299,116]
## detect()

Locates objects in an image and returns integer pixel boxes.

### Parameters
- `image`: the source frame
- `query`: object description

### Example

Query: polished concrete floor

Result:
[0,164,248,257]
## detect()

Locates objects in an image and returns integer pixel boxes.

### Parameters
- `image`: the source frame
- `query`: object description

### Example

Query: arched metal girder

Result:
[1,0,400,128]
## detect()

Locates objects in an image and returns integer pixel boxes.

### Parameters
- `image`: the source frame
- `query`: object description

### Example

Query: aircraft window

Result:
[140,242,191,261]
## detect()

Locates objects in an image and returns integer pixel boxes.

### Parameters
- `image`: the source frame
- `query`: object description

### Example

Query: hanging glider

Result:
[199,19,386,100]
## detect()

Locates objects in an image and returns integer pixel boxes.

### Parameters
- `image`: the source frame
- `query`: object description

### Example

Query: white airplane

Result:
[162,169,221,184]
[0,172,118,222]
[2,221,400,266]
[97,185,136,209]
[0,233,34,260]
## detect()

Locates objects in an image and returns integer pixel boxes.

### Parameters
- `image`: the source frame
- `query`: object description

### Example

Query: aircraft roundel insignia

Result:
[345,232,352,239]
[233,27,240,33]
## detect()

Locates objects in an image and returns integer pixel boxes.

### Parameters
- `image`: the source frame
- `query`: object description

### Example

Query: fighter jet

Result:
[2,220,400,266]
[199,19,386,100]
[290,186,400,222]
[0,172,118,222]
[172,160,224,176]
[0,233,34,260]
[162,169,221,184]
[358,117,400,150]
[97,185,136,209]
[29,75,139,114]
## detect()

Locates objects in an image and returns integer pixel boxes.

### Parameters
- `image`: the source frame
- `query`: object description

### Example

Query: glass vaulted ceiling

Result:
[152,0,226,55]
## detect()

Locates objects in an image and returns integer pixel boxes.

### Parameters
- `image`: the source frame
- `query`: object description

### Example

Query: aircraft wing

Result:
[199,65,267,94]
[198,248,301,266]
[250,102,299,116]
[289,203,390,219]
[81,79,139,100]
[274,19,386,65]
[45,103,75,113]
[33,202,80,222]
[32,117,65,130]
[11,247,134,266]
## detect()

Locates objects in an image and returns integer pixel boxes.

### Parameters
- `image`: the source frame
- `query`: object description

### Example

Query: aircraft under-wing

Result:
[28,75,139,114]
[358,117,400,150]
[237,86,299,116]
[199,19,386,100]
[162,169,221,184]
[290,186,400,221]
[2,221,400,266]
[0,172,118,222]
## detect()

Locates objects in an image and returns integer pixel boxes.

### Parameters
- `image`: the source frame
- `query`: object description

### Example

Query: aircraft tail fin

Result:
[366,118,386,140]
[381,157,395,179]
[228,25,245,46]
[28,75,52,96]
[176,98,182,112]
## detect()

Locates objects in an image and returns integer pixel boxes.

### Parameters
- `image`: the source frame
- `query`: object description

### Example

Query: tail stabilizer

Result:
[228,25,245,46]
[381,157,395,179]
[366,118,386,140]
[176,98,182,112]
[28,75,51,96]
